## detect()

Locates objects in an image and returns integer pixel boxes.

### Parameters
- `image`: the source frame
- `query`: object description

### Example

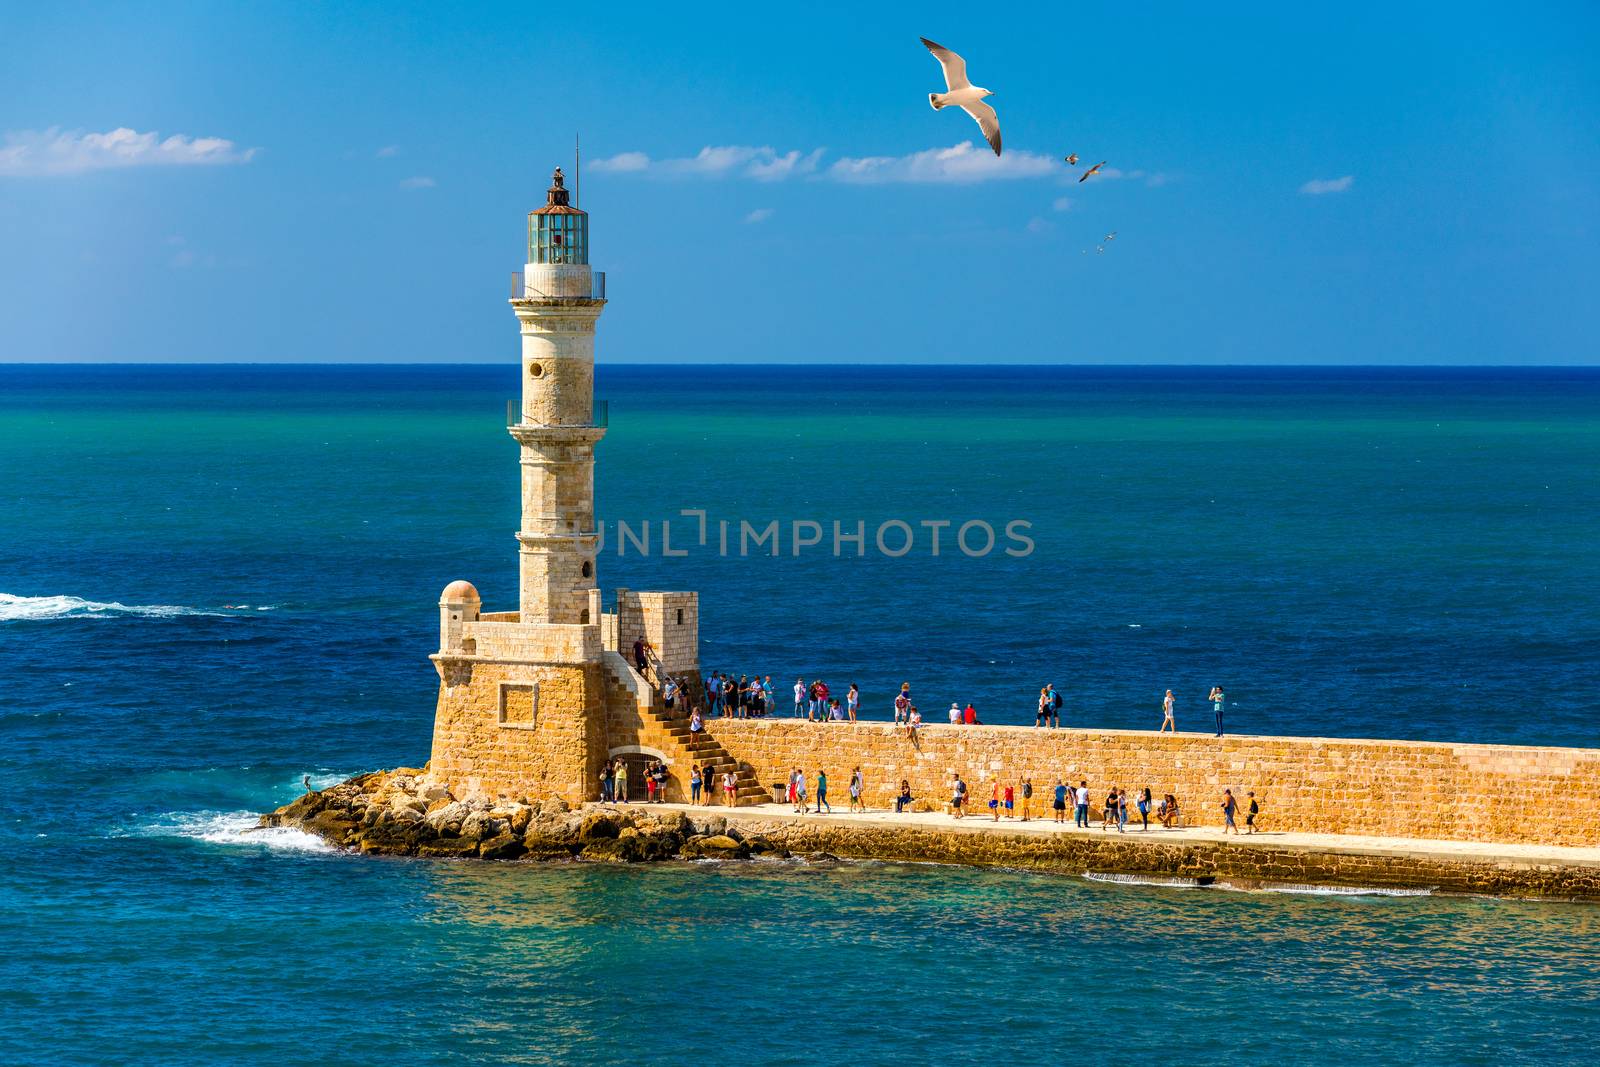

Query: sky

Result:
[1,0,1597,364]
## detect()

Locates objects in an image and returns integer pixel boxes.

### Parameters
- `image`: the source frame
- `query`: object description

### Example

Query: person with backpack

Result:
[1047,683,1062,727]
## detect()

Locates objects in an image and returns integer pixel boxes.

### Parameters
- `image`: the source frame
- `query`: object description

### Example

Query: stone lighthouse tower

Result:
[512,167,605,625]
[424,167,711,807]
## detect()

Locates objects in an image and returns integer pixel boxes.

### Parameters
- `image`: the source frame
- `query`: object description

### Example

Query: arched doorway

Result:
[607,745,680,803]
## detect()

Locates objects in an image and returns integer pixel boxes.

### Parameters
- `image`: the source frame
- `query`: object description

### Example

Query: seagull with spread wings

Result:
[921,37,1002,156]
[1079,160,1107,183]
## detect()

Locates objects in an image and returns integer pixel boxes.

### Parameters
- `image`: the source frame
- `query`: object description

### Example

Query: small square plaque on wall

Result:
[497,682,539,730]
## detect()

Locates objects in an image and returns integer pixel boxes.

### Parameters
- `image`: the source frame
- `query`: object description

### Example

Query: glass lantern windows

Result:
[529,212,587,265]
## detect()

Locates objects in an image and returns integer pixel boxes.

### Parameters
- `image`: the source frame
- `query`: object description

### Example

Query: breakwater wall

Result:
[701,721,1600,847]
[261,771,1600,901]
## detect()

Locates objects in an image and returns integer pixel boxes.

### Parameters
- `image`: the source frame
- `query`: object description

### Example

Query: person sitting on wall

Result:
[963,703,981,725]
[894,780,914,813]
[1159,793,1180,828]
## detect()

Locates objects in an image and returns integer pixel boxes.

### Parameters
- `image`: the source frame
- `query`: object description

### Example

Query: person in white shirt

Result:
[1074,782,1091,828]
[793,679,806,718]
[948,702,962,725]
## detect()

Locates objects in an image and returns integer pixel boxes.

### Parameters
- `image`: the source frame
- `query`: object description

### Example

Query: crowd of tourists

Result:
[651,651,1232,740]
[942,774,1263,834]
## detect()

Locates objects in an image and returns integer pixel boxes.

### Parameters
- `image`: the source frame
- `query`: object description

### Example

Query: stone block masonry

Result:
[701,720,1600,848]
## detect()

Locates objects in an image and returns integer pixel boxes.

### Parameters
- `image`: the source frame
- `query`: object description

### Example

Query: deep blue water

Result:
[2,364,1598,1064]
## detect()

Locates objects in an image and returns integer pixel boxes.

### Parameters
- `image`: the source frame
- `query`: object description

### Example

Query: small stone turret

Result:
[438,580,480,654]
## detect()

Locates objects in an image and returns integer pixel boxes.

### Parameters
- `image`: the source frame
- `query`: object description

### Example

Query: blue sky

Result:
[1,0,1596,364]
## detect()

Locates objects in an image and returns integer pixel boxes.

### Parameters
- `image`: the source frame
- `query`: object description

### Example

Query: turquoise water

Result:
[2,365,1599,1063]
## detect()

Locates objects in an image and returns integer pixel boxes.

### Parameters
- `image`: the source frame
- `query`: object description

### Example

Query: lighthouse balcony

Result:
[510,269,606,304]
[506,398,608,430]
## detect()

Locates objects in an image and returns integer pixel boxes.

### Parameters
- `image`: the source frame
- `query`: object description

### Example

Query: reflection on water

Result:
[349,856,1600,1063]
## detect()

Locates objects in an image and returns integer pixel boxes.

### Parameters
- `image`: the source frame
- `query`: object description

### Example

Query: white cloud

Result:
[0,126,257,177]
[587,141,1165,189]
[591,145,824,181]
[1025,216,1053,234]
[744,208,775,224]
[590,150,650,173]
[827,142,1057,184]
[747,148,824,181]
[1052,196,1073,212]
[399,175,436,189]
[376,145,400,158]
[1300,175,1353,195]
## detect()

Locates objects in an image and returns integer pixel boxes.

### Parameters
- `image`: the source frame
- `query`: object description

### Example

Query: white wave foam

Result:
[1083,871,1207,889]
[1083,871,1432,897]
[0,593,230,621]
[1249,882,1434,898]
[121,810,335,853]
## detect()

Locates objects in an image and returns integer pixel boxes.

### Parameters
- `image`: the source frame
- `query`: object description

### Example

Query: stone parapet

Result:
[700,720,1600,848]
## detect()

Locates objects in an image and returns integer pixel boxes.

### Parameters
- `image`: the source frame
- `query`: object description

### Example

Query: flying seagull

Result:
[1064,153,1079,165]
[1104,231,1117,241]
[1078,160,1107,183]
[921,37,1001,156]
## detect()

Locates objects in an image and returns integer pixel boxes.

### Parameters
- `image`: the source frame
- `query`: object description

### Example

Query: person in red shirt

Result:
[963,703,980,725]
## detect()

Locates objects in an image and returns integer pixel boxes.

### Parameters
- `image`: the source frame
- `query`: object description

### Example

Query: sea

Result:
[1,364,1597,1064]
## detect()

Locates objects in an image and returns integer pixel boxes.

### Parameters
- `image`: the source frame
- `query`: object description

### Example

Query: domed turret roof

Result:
[441,580,481,602]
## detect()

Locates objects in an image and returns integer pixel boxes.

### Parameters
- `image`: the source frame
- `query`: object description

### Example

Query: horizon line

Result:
[2,361,1598,370]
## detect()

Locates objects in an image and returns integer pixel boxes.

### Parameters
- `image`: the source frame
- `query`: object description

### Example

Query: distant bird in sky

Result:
[921,37,1002,156]
[1096,245,1105,254]
[1064,153,1079,165]
[1079,160,1107,183]
[1104,231,1117,241]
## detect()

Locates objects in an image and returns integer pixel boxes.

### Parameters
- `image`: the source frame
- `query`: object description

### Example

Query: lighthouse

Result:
[425,167,719,807]
[511,166,605,625]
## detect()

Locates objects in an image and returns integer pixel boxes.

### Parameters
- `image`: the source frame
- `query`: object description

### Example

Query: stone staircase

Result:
[601,652,769,806]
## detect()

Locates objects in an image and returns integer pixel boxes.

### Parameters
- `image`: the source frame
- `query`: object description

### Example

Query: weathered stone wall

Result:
[734,815,1600,901]
[703,720,1600,847]
[427,655,605,804]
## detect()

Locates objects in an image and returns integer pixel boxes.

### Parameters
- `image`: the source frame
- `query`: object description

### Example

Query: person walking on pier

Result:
[1209,686,1226,736]
[794,677,806,718]
[1074,781,1091,828]
[1036,687,1051,728]
[1052,780,1068,823]
[1246,791,1262,834]
[849,766,865,812]
[1221,788,1240,833]
[950,773,968,818]
[722,770,737,807]
[1117,788,1129,832]
[615,761,629,804]
[1021,777,1033,821]
[847,683,860,723]
[690,765,702,804]
[1138,786,1152,830]
[1048,684,1061,728]
[1102,788,1119,831]
[1004,782,1016,819]
[815,769,831,814]
[1160,689,1176,733]
[989,781,1001,821]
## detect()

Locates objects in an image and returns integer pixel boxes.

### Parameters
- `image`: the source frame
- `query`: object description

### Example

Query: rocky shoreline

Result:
[259,768,795,862]
[262,770,1600,901]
